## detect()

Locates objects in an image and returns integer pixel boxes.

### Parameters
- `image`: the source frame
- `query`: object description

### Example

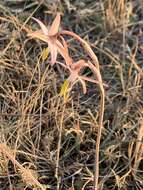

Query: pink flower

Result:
[28,13,66,65]
[67,59,100,94]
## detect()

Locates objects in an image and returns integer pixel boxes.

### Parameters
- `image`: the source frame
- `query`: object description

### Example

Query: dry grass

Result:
[0,0,143,189]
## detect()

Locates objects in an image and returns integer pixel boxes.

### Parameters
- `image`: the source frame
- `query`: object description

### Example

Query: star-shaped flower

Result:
[67,59,101,94]
[57,37,100,94]
[28,13,67,65]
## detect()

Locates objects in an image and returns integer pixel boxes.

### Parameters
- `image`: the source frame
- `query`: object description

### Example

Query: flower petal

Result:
[48,13,61,36]
[27,30,48,43]
[72,60,88,72]
[59,36,69,55]
[67,72,78,83]
[81,76,99,84]
[82,76,108,87]
[32,17,49,35]
[48,42,58,65]
[56,39,72,66]
[78,78,87,94]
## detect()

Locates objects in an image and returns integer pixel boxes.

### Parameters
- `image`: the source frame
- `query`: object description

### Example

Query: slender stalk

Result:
[94,85,105,189]
[60,30,105,189]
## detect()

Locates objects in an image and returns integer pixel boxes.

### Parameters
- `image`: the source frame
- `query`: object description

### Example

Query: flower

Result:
[28,14,104,94]
[57,37,100,94]
[66,59,100,94]
[28,13,67,65]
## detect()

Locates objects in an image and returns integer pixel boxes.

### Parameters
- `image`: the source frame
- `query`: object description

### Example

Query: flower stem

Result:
[60,30,105,189]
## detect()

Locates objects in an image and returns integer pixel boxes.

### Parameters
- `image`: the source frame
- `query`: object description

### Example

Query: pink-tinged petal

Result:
[27,30,49,43]
[81,76,99,84]
[57,61,68,69]
[71,60,88,72]
[82,76,108,87]
[59,36,73,66]
[48,42,58,65]
[67,72,77,83]
[56,39,72,66]
[27,29,41,37]
[59,36,69,55]
[78,78,87,94]
[32,17,49,35]
[48,13,61,36]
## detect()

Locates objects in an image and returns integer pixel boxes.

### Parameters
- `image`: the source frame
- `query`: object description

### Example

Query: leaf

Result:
[41,47,49,61]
